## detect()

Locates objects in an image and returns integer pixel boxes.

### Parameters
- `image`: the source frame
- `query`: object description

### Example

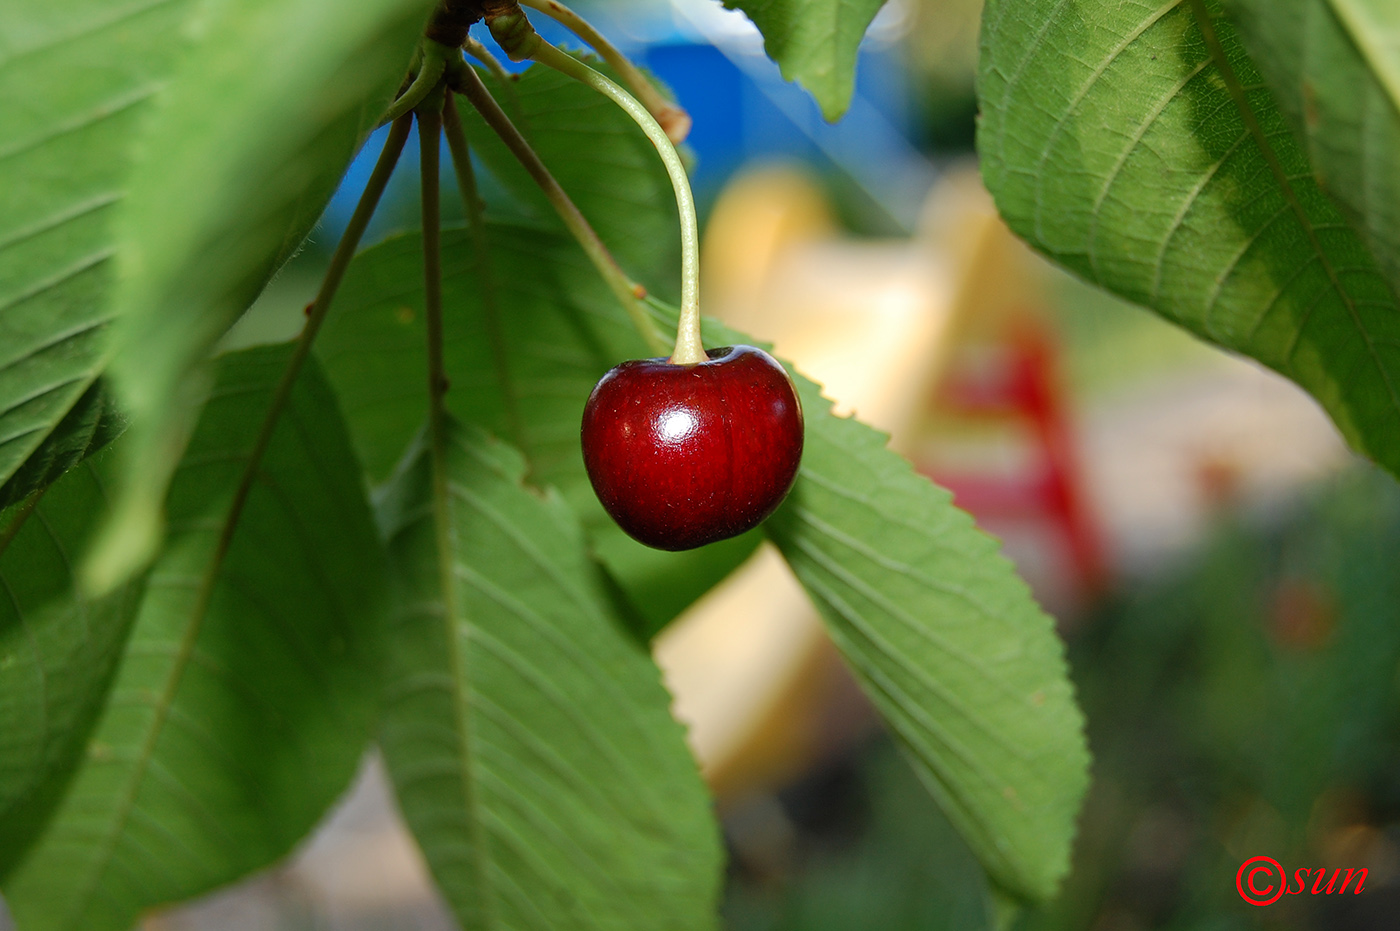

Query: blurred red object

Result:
[922,315,1108,608]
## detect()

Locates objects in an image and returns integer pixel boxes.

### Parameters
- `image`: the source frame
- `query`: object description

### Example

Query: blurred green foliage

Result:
[1043,466,1400,930]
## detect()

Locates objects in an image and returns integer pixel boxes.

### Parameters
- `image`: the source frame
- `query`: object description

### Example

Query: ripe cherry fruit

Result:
[581,345,804,551]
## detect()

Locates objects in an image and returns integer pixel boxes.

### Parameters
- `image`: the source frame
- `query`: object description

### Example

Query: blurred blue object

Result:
[320,0,934,239]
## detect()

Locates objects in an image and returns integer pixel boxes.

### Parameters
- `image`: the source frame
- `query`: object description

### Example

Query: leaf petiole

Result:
[464,35,516,88]
[442,94,525,450]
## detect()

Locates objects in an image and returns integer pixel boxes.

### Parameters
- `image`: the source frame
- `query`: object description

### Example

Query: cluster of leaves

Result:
[1,1,1088,930]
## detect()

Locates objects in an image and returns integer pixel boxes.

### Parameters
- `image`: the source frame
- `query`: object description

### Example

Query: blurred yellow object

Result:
[701,165,835,332]
[917,162,1049,348]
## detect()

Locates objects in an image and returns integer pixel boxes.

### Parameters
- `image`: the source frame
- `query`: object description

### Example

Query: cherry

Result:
[581,345,804,551]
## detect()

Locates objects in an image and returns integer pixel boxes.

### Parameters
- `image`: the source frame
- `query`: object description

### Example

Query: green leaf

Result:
[721,0,888,120]
[764,377,1087,903]
[92,0,432,585]
[316,223,761,631]
[0,458,143,879]
[978,0,1400,478]
[462,57,680,279]
[0,0,196,507]
[376,418,720,930]
[3,345,389,931]
[1227,0,1400,290]
[0,380,124,512]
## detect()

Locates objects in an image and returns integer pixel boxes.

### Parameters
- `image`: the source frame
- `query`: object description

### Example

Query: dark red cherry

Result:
[581,345,804,551]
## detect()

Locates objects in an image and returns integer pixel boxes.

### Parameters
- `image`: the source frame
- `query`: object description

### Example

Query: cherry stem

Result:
[442,93,524,450]
[517,36,704,364]
[461,36,529,129]
[381,39,452,127]
[515,0,691,144]
[464,35,515,88]
[451,61,667,355]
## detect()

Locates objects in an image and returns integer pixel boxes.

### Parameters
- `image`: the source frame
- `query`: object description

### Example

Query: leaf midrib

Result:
[426,436,499,931]
[62,398,316,927]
